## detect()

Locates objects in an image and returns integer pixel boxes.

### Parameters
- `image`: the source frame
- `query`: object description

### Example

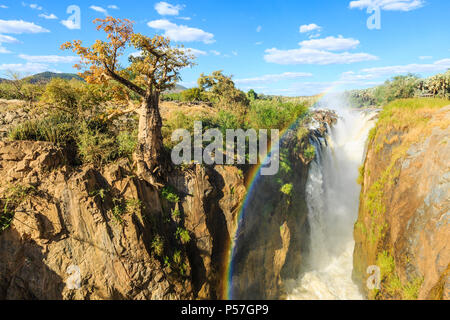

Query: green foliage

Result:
[76,122,118,166]
[111,198,126,225]
[1,184,36,233]
[280,183,293,196]
[304,145,316,161]
[151,235,164,256]
[0,73,44,104]
[357,164,365,185]
[9,113,76,148]
[248,99,309,130]
[247,89,258,101]
[126,199,143,215]
[346,71,450,107]
[181,87,204,102]
[161,186,180,203]
[198,70,249,122]
[173,250,182,265]
[376,251,423,300]
[171,208,181,220]
[40,78,107,116]
[117,130,138,159]
[176,227,191,244]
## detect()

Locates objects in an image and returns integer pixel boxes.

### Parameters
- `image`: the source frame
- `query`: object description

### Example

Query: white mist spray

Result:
[286,93,377,300]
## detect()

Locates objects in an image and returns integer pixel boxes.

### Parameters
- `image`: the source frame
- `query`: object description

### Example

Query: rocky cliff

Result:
[0,140,245,300]
[353,99,449,300]
[0,106,337,300]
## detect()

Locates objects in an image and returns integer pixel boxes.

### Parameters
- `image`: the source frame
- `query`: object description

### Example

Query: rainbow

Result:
[220,85,342,300]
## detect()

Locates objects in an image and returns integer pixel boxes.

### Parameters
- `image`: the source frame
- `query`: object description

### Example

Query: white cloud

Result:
[299,36,360,51]
[299,23,322,33]
[349,0,424,12]
[235,72,313,84]
[29,3,43,11]
[255,41,263,45]
[0,5,8,9]
[0,34,19,43]
[210,50,221,56]
[61,19,80,30]
[339,59,450,83]
[184,48,207,57]
[19,54,80,64]
[264,48,377,65]
[39,13,58,20]
[265,33,376,65]
[0,62,49,73]
[90,5,108,16]
[177,17,191,21]
[0,19,49,34]
[256,26,262,32]
[360,58,450,77]
[148,19,215,44]
[419,55,432,60]
[232,50,238,56]
[155,2,184,16]
[108,5,119,10]
[0,46,11,53]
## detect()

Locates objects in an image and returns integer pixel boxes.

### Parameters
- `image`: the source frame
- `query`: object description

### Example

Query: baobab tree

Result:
[62,17,195,177]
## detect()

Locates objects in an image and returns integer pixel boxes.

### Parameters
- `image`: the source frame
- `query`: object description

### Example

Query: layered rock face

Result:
[354,104,450,300]
[0,141,245,300]
[230,111,337,300]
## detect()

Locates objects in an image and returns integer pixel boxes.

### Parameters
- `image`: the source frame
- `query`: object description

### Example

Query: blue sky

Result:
[0,0,449,96]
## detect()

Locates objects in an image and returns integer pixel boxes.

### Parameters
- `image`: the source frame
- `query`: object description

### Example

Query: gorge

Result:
[0,96,448,300]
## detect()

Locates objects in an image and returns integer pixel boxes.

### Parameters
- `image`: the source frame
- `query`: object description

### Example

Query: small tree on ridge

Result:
[62,17,195,177]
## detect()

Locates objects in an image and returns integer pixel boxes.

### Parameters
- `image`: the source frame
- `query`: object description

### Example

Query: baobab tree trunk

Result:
[136,93,164,178]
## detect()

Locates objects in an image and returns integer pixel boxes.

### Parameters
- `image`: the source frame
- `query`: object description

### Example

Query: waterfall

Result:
[285,95,377,300]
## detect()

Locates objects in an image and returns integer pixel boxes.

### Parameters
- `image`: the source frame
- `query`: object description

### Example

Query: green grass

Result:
[0,184,36,233]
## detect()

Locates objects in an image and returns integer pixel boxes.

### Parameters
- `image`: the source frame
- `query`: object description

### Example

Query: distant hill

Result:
[166,84,187,94]
[24,72,84,84]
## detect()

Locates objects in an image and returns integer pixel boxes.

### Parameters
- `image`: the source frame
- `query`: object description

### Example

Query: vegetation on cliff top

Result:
[346,71,450,107]
[357,97,449,300]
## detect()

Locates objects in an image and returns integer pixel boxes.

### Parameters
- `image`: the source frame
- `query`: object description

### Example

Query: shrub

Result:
[161,186,180,203]
[304,145,316,161]
[40,79,106,115]
[176,227,191,244]
[280,183,293,196]
[1,184,36,233]
[9,113,76,147]
[151,235,164,256]
[117,130,138,159]
[76,122,118,166]
[248,99,309,130]
[181,88,205,102]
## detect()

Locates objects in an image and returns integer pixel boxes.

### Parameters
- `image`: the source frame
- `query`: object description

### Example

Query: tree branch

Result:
[104,65,146,97]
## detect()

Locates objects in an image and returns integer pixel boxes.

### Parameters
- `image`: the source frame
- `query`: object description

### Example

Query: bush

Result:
[248,99,309,130]
[181,88,205,102]
[117,130,138,159]
[280,183,293,196]
[161,186,180,203]
[40,78,106,115]
[9,113,76,147]
[76,122,118,166]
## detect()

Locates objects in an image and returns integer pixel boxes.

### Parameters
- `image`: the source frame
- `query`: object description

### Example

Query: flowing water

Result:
[286,96,377,300]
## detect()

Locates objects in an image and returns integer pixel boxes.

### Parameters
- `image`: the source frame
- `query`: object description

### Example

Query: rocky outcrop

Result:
[230,110,337,300]
[0,140,245,300]
[0,102,33,140]
[353,104,450,300]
